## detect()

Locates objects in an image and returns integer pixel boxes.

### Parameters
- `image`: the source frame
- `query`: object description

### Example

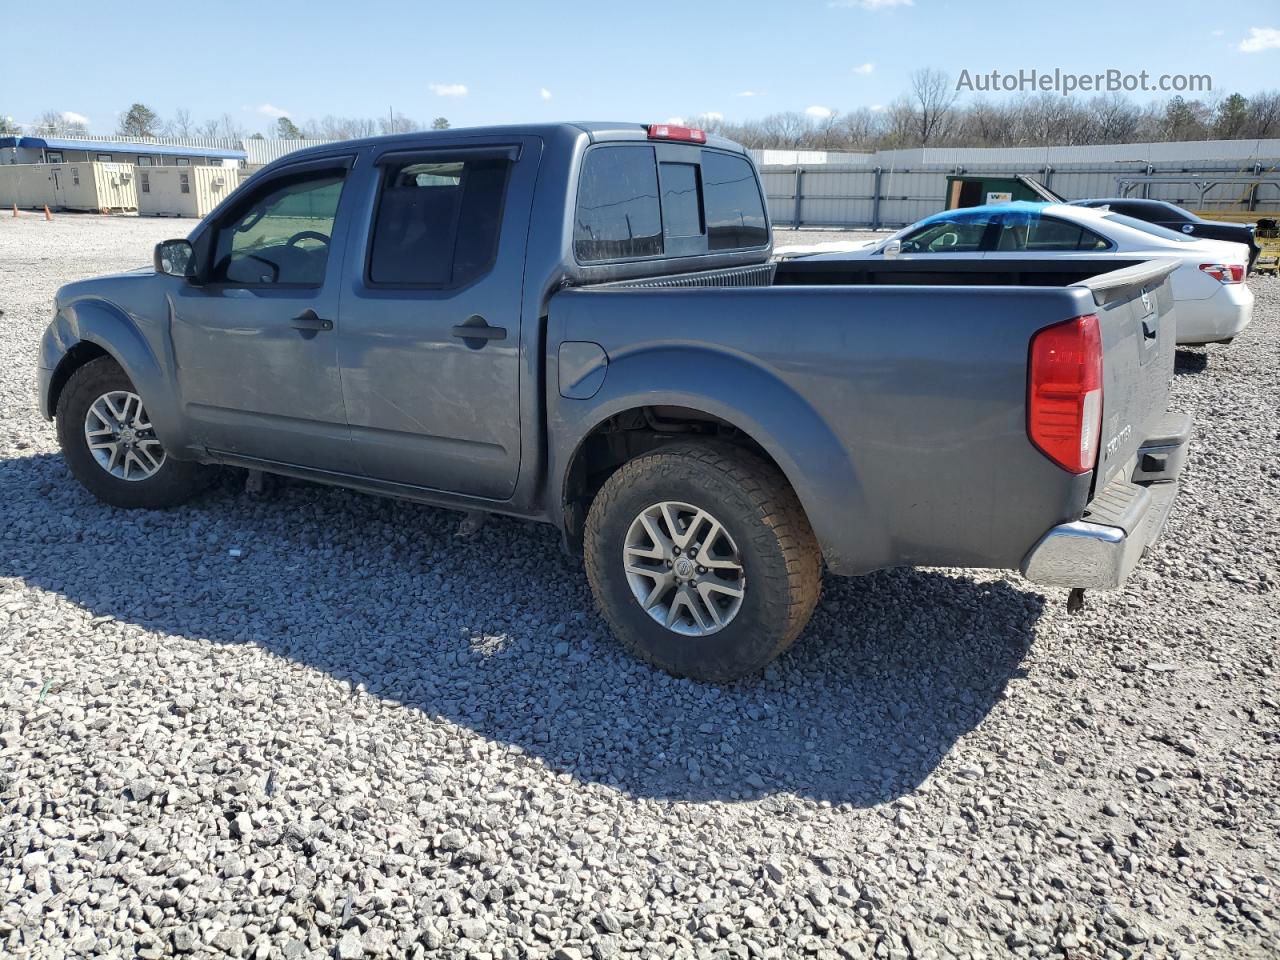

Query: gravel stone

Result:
[1,216,1277,959]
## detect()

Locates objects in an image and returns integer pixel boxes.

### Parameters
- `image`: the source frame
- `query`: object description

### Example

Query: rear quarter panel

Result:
[548,285,1098,576]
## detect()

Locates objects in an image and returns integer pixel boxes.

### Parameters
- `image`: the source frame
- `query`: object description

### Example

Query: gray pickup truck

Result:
[38,121,1191,681]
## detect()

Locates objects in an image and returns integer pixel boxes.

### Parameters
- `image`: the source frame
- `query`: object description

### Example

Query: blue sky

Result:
[3,0,1278,134]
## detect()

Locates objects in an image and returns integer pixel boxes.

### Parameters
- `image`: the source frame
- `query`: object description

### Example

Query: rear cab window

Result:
[574,143,767,263]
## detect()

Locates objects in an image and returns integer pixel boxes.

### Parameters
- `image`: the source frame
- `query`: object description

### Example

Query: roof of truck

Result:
[268,122,747,164]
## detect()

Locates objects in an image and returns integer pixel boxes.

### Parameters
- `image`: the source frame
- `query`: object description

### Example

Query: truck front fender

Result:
[43,298,186,452]
[552,344,887,575]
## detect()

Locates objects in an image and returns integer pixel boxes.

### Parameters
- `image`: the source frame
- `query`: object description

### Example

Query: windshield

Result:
[1104,213,1198,243]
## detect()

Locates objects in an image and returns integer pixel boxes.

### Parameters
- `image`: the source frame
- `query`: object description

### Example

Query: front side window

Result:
[701,151,767,250]
[575,146,662,261]
[899,211,994,253]
[368,155,509,287]
[211,170,345,285]
[994,212,1110,251]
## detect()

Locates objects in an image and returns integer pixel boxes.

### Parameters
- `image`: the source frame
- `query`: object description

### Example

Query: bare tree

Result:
[378,112,418,135]
[908,69,958,146]
[165,108,195,138]
[36,109,88,137]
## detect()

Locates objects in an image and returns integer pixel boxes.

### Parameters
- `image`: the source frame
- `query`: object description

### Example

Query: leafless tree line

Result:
[696,71,1280,152]
[13,71,1280,150]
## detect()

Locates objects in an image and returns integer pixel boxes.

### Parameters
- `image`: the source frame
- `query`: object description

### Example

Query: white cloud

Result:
[430,83,469,97]
[60,110,89,125]
[738,90,757,97]
[829,0,912,8]
[805,105,835,119]
[870,103,886,112]
[256,103,289,119]
[1239,26,1280,52]
[852,62,875,75]
[539,87,552,100]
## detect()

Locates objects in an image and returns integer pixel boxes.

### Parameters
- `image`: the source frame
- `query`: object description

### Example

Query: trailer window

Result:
[368,156,510,287]
[575,146,662,262]
[702,152,767,250]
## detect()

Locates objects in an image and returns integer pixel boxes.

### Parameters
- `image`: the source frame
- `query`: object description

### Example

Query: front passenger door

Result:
[171,156,357,472]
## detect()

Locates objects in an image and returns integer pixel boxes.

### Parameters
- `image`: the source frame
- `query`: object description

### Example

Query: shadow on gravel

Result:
[1175,349,1209,374]
[2,452,1043,807]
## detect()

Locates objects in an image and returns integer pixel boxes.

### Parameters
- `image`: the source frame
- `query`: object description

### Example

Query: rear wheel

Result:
[584,442,821,682]
[55,357,210,509]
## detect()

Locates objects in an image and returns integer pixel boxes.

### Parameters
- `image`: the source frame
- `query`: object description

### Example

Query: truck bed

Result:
[552,257,1179,577]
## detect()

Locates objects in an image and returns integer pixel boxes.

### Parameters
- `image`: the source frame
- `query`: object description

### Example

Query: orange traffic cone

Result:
[44,205,53,221]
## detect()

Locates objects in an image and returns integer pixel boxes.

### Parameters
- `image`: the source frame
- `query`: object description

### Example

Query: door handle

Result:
[451,316,507,343]
[290,309,333,332]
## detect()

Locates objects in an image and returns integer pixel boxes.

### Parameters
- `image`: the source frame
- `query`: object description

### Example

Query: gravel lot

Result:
[2,214,1277,960]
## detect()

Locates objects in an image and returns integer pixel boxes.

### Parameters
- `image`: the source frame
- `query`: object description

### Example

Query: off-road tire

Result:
[55,357,210,509]
[584,441,822,682]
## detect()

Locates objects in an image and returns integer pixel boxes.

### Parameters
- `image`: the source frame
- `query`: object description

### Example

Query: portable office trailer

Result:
[0,161,137,212]
[137,164,239,217]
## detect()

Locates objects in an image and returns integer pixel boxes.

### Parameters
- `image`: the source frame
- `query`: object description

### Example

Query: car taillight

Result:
[1028,314,1103,475]
[1199,262,1244,283]
[647,123,707,143]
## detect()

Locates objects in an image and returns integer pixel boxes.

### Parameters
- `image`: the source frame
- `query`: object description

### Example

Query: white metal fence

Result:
[761,158,1280,229]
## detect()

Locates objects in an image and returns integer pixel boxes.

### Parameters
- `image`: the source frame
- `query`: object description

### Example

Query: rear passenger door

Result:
[336,139,539,499]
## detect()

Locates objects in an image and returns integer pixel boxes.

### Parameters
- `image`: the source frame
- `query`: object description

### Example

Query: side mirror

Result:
[154,239,195,279]
[883,239,902,259]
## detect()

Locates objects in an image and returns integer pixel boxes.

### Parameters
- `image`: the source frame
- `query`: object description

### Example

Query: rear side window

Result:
[575,146,662,262]
[995,213,1110,251]
[369,156,509,287]
[702,152,767,250]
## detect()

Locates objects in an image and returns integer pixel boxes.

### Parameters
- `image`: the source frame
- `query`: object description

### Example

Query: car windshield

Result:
[1103,213,1198,243]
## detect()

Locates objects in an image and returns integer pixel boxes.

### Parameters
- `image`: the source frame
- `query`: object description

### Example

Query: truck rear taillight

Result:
[1028,314,1103,475]
[647,123,707,143]
[1199,263,1244,283]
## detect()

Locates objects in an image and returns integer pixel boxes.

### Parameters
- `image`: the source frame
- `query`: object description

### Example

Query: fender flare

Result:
[553,344,885,574]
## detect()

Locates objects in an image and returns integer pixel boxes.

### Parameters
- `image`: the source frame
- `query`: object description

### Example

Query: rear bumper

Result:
[1176,282,1253,345]
[1021,412,1190,590]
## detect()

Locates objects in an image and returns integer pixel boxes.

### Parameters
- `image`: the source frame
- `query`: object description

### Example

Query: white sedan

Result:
[778,202,1253,345]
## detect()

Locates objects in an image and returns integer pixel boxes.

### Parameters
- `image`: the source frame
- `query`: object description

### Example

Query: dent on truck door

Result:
[336,140,537,500]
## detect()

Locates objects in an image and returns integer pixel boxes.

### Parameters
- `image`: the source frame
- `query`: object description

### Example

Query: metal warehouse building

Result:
[1,135,245,168]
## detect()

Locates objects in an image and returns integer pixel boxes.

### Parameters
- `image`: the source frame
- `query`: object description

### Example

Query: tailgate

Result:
[1070,259,1179,492]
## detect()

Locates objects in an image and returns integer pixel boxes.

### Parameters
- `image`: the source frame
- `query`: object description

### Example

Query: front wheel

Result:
[55,357,211,509]
[584,442,822,682]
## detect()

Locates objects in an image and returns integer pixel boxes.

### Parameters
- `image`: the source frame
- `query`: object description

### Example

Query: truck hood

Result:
[55,266,154,308]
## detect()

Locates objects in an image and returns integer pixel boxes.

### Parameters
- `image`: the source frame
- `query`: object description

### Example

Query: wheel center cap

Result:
[118,426,136,443]
[674,557,695,579]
